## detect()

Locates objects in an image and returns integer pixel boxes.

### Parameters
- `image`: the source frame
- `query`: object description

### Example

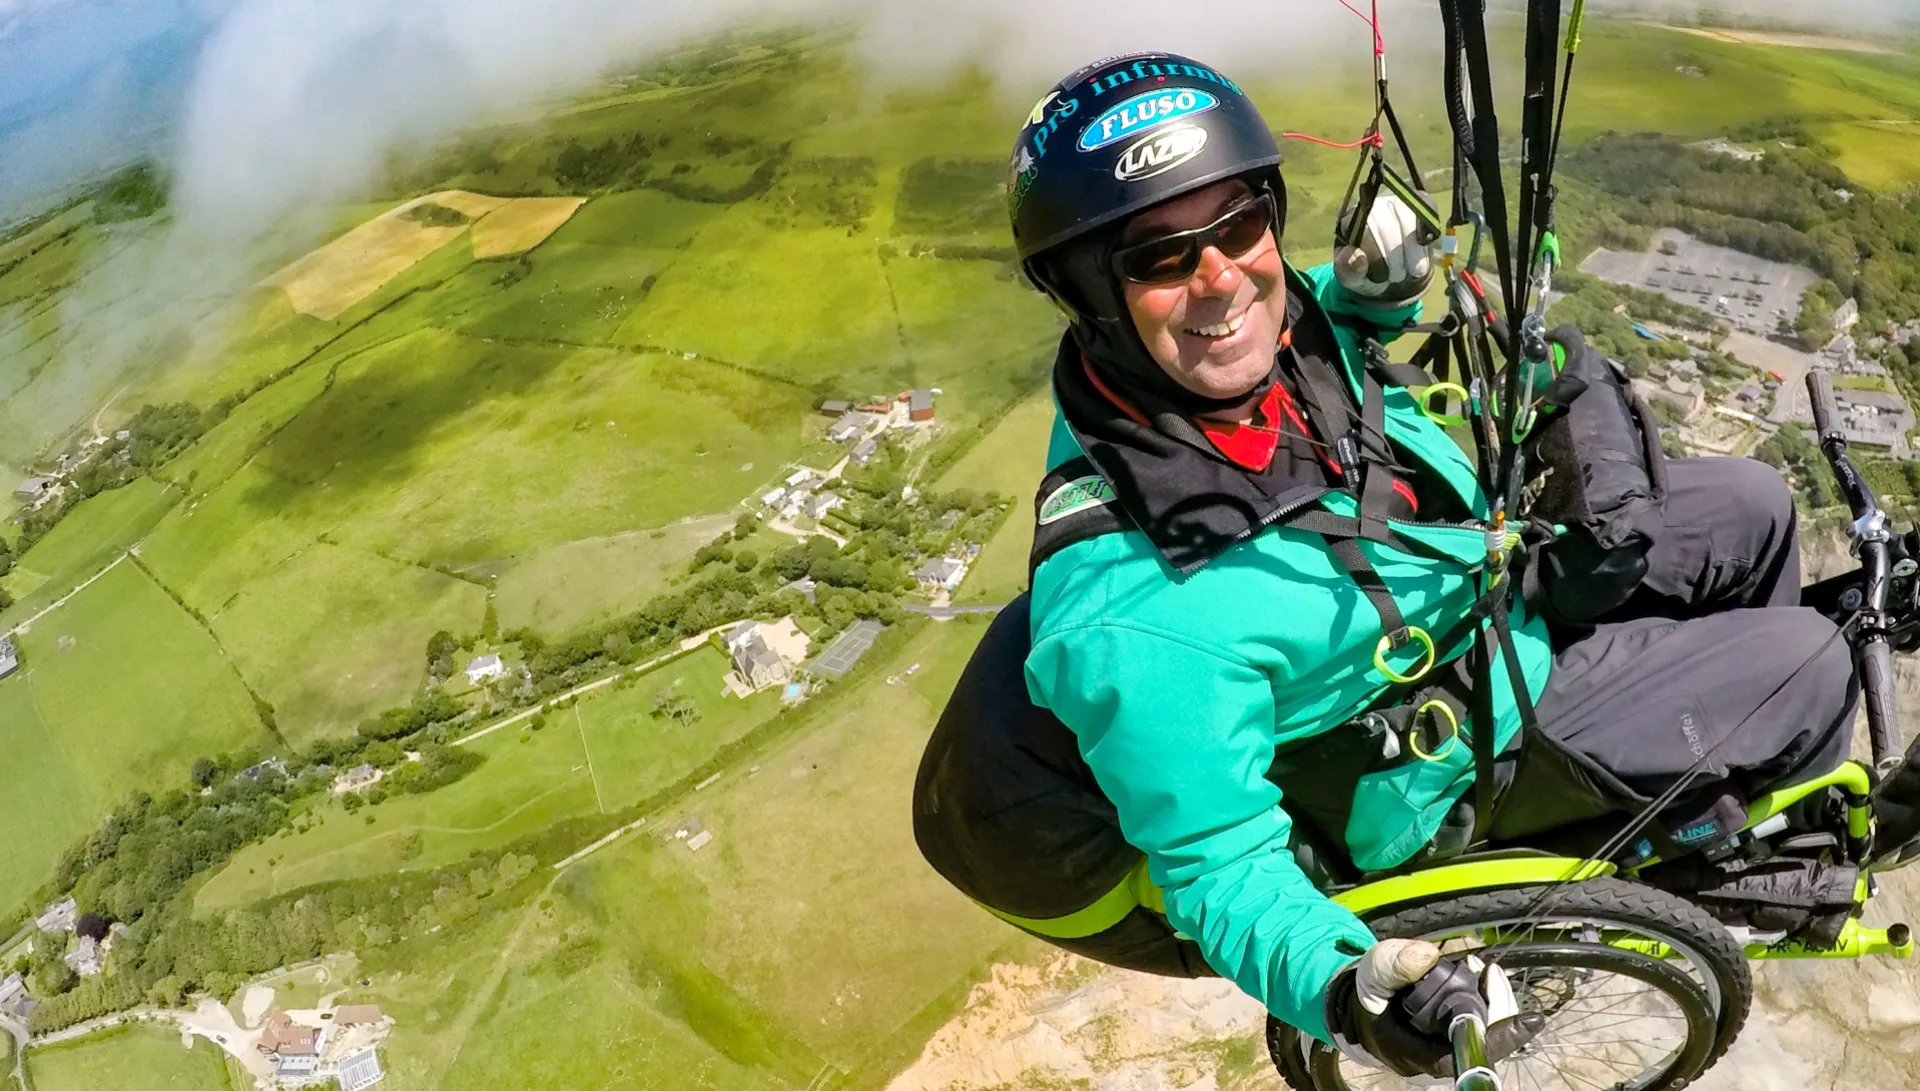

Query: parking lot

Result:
[1580,228,1819,335]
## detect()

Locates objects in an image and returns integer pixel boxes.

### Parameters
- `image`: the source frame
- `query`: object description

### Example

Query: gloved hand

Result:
[1323,938,1464,1078]
[1334,192,1435,310]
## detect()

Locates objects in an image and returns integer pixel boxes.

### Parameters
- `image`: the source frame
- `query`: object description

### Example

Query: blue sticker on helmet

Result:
[1077,88,1219,153]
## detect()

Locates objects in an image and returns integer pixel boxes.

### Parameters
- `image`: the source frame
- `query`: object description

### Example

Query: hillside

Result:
[6,16,1920,1091]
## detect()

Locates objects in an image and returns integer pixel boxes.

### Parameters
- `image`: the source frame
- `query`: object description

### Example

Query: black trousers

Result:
[1494,457,1858,842]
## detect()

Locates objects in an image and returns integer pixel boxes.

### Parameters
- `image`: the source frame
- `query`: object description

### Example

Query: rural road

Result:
[904,603,1005,620]
[2,1013,27,1091]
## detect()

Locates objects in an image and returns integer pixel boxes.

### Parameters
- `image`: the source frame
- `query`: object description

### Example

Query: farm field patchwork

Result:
[469,196,587,259]
[0,560,267,912]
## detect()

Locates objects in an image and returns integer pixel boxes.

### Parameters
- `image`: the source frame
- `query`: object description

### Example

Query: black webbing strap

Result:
[1514,0,1562,323]
[1324,534,1409,646]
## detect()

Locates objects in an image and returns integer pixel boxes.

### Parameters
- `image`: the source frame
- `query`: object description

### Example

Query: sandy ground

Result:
[240,985,274,1028]
[1670,25,1898,54]
[178,997,273,1081]
[756,616,812,665]
[470,196,586,259]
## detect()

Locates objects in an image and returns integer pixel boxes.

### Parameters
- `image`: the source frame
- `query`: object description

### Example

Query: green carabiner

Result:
[1410,699,1461,762]
[1419,382,1470,428]
[1374,626,1436,684]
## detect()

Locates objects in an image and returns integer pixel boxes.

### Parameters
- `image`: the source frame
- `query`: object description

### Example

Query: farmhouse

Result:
[804,491,844,520]
[64,935,103,978]
[850,437,879,466]
[12,476,52,502]
[333,764,383,794]
[240,757,288,781]
[464,654,506,684]
[0,972,32,1022]
[35,897,76,934]
[909,390,935,422]
[0,635,17,680]
[785,468,814,488]
[1833,297,1860,331]
[914,557,968,591]
[760,486,787,507]
[731,633,788,690]
[817,399,852,416]
[826,412,866,443]
[258,1010,324,1079]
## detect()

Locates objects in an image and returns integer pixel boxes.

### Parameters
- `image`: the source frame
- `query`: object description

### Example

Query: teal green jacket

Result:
[1023,263,1553,1042]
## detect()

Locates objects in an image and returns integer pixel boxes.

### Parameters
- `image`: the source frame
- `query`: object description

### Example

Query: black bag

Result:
[1642,853,1860,949]
[1520,325,1668,625]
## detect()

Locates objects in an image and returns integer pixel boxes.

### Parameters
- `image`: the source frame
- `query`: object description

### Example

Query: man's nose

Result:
[1187,245,1242,298]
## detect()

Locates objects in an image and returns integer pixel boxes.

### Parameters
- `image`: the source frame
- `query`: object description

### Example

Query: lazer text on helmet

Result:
[1113,126,1209,182]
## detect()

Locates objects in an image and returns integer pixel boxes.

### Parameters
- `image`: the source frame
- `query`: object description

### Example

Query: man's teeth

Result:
[1186,313,1246,338]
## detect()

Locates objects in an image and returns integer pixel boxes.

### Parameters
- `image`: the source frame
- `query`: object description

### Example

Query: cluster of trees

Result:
[546,133,788,206]
[1563,132,1920,335]
[93,162,167,223]
[552,135,659,190]
[399,201,468,228]
[15,402,220,553]
[765,157,875,234]
[893,158,1006,239]
[28,849,542,1033]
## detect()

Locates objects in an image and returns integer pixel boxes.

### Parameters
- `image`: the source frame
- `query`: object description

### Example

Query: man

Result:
[916,52,1856,1076]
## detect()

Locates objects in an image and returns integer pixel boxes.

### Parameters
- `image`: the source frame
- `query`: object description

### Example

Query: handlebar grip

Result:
[1861,637,1902,774]
[1808,371,1841,442]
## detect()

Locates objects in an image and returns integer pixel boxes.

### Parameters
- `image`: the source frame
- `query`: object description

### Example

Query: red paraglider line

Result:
[1279,131,1384,150]
[1337,0,1385,58]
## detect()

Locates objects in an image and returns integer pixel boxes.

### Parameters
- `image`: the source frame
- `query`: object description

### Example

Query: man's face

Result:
[1119,179,1286,403]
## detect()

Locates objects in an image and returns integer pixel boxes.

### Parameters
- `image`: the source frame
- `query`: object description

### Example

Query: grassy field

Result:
[492,514,732,636]
[301,616,1027,1091]
[934,392,1055,605]
[195,712,598,910]
[0,476,179,628]
[574,646,783,812]
[28,1025,232,1091]
[0,560,267,925]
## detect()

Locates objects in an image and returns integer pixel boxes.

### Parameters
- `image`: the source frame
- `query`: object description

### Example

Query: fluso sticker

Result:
[1114,126,1209,182]
[1078,87,1218,152]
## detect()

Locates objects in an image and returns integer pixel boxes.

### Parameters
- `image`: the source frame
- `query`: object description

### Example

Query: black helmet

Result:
[1008,52,1287,410]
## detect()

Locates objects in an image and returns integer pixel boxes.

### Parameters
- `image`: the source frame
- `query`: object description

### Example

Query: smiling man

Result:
[913,50,1858,1080]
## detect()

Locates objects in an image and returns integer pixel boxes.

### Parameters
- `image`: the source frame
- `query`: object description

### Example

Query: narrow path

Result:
[451,638,710,747]
[2,1012,28,1091]
[903,603,1006,619]
[573,705,605,815]
[4,552,127,637]
[89,385,129,439]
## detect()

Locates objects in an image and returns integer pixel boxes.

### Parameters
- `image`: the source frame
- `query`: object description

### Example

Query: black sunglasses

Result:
[1110,191,1279,285]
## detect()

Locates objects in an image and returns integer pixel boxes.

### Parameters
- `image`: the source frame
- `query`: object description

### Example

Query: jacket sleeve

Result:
[1026,620,1375,1042]
[1301,261,1426,344]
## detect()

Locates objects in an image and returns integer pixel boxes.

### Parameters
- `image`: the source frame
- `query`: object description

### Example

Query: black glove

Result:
[1324,939,1482,1078]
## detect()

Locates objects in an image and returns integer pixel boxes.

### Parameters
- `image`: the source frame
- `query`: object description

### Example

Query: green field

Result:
[196,709,598,909]
[935,392,1055,605]
[0,476,179,628]
[306,618,1027,1091]
[492,514,732,636]
[575,646,783,811]
[28,1025,232,1091]
[0,561,269,912]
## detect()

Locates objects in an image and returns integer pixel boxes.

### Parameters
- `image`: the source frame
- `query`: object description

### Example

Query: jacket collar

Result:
[1053,265,1350,574]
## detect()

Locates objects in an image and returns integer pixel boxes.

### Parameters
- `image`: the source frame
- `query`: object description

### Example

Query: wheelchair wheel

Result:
[1269,877,1752,1091]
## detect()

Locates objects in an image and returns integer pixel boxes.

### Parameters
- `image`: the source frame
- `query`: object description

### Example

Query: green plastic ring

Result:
[1410,699,1461,762]
[1419,382,1470,428]
[1374,627,1436,684]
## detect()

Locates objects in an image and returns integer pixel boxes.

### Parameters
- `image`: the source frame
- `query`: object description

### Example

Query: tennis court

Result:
[808,618,885,678]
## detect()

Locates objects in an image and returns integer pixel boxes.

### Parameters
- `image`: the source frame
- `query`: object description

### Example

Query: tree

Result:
[733,512,758,539]
[75,913,109,942]
[425,630,459,683]
[190,758,218,789]
[651,685,700,727]
[733,549,759,573]
[480,600,499,642]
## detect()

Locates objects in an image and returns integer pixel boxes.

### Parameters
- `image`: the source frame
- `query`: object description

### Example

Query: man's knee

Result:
[1699,456,1794,534]
[1756,608,1856,777]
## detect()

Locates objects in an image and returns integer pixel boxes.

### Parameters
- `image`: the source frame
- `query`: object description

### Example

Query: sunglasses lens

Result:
[1121,239,1197,284]
[1214,200,1273,257]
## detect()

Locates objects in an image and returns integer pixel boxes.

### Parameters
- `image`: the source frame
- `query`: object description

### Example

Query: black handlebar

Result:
[1806,373,1902,774]
[1809,370,1841,442]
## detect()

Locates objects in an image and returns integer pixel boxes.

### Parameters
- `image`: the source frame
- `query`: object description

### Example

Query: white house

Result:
[804,491,844,521]
[784,468,813,488]
[332,764,383,794]
[464,654,506,684]
[0,635,18,681]
[914,557,968,592]
[35,897,76,934]
[760,486,788,507]
[64,935,103,978]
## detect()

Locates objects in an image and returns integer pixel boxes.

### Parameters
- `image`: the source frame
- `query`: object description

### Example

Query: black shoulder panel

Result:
[1028,456,1134,578]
